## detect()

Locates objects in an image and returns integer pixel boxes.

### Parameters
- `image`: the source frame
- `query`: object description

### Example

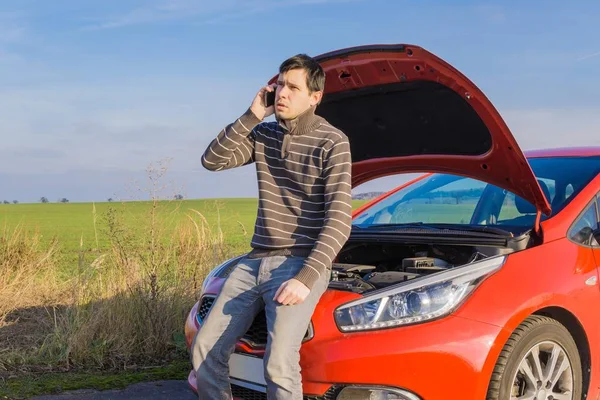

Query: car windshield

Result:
[352,156,600,230]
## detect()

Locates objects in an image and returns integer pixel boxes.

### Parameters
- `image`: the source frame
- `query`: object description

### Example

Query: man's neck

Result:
[278,106,320,136]
[283,118,294,131]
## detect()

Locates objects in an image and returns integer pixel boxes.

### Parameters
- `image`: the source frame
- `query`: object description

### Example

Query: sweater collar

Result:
[277,105,322,136]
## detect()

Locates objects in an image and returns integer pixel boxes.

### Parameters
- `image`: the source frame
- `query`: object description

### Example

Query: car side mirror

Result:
[594,228,600,246]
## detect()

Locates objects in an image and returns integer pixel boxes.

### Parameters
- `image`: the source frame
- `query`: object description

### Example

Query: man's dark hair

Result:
[279,54,325,93]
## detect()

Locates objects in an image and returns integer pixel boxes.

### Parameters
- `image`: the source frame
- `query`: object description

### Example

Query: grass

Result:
[0,198,260,255]
[0,359,190,399]
[0,198,369,268]
[0,197,368,398]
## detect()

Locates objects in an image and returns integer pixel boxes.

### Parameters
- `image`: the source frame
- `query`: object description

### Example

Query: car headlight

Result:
[334,256,505,332]
[337,386,421,400]
[200,255,244,294]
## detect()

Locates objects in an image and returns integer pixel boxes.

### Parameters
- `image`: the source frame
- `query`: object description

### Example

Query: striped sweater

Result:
[201,106,353,289]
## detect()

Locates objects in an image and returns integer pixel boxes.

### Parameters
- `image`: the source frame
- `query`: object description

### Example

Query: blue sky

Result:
[1,0,599,203]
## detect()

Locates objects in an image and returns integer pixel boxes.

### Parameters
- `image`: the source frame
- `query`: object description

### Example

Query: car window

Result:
[568,200,599,246]
[497,192,524,222]
[496,178,554,225]
[566,184,574,199]
[386,178,486,225]
[538,178,556,203]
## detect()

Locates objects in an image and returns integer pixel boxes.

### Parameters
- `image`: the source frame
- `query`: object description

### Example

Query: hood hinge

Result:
[534,210,542,234]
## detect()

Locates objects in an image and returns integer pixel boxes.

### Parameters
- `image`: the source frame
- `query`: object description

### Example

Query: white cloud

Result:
[0,77,258,175]
[0,11,26,59]
[87,0,361,29]
[502,108,600,150]
[577,51,600,62]
[0,25,23,43]
[475,4,506,23]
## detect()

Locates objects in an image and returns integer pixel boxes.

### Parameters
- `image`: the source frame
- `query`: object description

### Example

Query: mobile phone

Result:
[263,88,276,107]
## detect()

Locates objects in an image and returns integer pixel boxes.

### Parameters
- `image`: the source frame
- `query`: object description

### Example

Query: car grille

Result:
[231,384,342,400]
[197,295,312,348]
[231,384,265,400]
[197,296,215,319]
[243,310,269,346]
[197,296,216,320]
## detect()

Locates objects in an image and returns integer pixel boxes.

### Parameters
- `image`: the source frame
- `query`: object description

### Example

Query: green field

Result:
[0,198,368,258]
[1,199,256,251]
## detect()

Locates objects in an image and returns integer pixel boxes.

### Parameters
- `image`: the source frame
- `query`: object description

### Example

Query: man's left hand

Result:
[273,279,310,305]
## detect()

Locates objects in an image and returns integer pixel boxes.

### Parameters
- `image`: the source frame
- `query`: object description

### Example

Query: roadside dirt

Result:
[28,381,196,400]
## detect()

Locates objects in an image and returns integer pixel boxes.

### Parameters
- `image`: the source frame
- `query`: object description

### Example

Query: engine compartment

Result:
[329,241,514,293]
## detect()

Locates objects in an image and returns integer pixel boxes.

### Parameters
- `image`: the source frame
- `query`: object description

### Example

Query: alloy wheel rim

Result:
[510,340,573,400]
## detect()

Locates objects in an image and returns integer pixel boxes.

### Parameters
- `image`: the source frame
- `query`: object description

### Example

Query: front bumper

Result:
[184,289,505,400]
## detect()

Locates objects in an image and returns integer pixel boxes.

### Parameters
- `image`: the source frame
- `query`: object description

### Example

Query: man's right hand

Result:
[250,85,276,121]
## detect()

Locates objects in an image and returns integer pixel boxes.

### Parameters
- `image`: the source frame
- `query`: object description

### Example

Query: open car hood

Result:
[278,44,551,215]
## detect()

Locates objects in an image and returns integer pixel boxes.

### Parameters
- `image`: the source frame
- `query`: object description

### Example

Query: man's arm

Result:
[202,85,275,172]
[201,109,260,171]
[274,137,352,305]
[295,137,353,288]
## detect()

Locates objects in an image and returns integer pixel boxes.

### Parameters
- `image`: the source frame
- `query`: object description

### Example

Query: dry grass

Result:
[0,197,228,377]
[0,225,61,323]
[0,226,64,376]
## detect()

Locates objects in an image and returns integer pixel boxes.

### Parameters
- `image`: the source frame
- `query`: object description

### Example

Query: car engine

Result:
[328,242,513,293]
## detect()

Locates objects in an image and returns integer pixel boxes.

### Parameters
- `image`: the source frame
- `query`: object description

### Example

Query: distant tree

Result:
[3,200,9,204]
[40,197,49,203]
[60,198,69,203]
[108,198,114,202]
[174,194,184,200]
[12,200,18,204]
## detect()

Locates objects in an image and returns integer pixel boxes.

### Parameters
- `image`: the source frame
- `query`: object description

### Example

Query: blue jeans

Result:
[191,255,329,400]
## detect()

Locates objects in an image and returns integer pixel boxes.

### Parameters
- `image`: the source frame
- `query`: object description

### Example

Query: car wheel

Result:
[486,315,582,400]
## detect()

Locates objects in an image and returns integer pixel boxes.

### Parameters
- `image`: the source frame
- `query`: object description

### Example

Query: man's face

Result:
[274,68,322,121]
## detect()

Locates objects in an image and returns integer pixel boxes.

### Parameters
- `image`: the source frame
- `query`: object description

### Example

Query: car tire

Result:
[486,315,582,400]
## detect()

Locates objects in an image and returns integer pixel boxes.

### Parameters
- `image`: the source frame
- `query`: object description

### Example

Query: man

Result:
[192,54,353,399]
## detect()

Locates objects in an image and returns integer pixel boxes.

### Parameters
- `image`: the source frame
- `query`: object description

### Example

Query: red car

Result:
[185,44,600,399]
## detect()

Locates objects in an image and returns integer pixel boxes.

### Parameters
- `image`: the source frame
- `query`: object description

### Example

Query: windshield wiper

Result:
[352,223,513,237]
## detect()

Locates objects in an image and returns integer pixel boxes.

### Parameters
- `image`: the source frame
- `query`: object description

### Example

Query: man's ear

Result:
[310,90,323,106]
